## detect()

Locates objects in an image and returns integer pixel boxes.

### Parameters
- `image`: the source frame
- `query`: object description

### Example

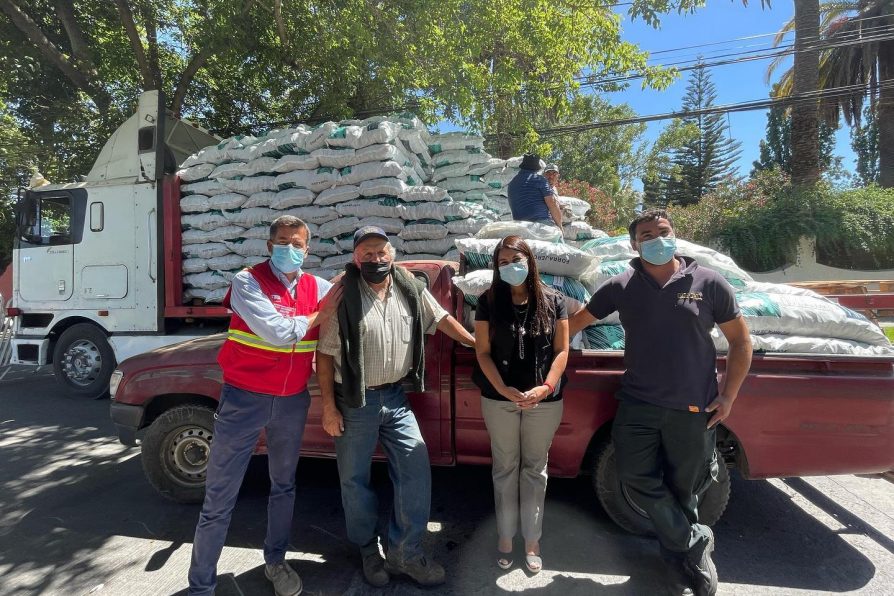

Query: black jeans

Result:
[612,399,718,553]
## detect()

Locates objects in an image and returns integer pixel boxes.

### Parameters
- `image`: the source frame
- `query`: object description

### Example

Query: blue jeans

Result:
[188,384,311,596]
[334,384,431,564]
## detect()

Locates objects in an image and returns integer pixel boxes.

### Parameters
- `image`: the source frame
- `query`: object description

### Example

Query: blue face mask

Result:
[639,236,677,266]
[499,261,529,286]
[270,244,305,273]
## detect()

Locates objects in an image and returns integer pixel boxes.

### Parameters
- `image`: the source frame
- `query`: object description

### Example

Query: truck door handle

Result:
[147,208,156,282]
[58,280,65,294]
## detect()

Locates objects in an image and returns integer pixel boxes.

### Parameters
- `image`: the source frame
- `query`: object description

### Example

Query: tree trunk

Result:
[114,0,154,90]
[878,39,894,187]
[790,0,821,187]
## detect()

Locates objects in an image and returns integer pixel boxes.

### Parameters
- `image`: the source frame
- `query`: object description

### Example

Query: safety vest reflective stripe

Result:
[226,329,318,353]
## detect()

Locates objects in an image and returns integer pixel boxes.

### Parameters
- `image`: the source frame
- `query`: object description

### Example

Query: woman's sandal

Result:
[497,550,514,570]
[525,552,542,574]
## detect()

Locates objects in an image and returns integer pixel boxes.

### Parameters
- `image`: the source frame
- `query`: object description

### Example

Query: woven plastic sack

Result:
[270,188,316,210]
[222,207,277,227]
[455,237,599,277]
[476,220,563,243]
[242,191,277,208]
[400,185,449,203]
[335,198,405,219]
[319,216,360,239]
[399,221,449,240]
[181,212,228,231]
[184,270,232,290]
[315,185,361,206]
[206,193,248,211]
[313,238,342,256]
[225,239,270,257]
[180,194,212,213]
[283,205,338,225]
[272,153,320,173]
[275,168,340,192]
[327,125,363,149]
[210,162,247,180]
[182,258,209,274]
[181,179,230,196]
[359,178,409,198]
[312,147,356,169]
[182,242,229,259]
[177,163,215,182]
[222,176,278,195]
[428,133,484,154]
[208,253,246,271]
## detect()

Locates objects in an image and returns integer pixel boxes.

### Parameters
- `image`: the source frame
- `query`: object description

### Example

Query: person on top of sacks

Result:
[315,226,476,588]
[188,215,342,596]
[543,163,560,194]
[508,153,562,229]
[569,208,752,596]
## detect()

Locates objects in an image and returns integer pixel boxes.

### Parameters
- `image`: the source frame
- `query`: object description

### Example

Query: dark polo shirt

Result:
[586,256,740,412]
[508,170,553,222]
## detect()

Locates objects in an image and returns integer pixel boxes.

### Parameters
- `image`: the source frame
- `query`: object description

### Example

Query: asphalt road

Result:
[1,368,892,596]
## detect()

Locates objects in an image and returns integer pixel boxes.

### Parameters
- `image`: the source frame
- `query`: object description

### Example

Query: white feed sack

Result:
[336,198,405,219]
[242,191,278,208]
[270,188,316,210]
[313,148,356,169]
[225,239,270,257]
[222,175,278,195]
[428,133,485,154]
[557,196,591,218]
[179,194,212,213]
[455,237,600,278]
[282,205,339,225]
[359,178,409,198]
[181,179,230,196]
[207,254,246,271]
[223,207,278,227]
[181,212,228,231]
[313,238,342,257]
[182,258,209,274]
[318,216,361,239]
[184,270,232,290]
[177,163,215,182]
[711,329,894,356]
[182,242,229,259]
[273,153,320,173]
[400,185,449,203]
[399,221,449,241]
[315,185,361,206]
[476,220,564,243]
[340,160,406,186]
[275,168,340,193]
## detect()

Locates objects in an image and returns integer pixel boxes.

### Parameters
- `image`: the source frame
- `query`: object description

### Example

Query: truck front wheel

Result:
[593,441,731,535]
[141,405,215,503]
[52,323,116,399]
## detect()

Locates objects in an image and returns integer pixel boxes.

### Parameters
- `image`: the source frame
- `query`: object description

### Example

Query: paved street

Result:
[0,369,892,596]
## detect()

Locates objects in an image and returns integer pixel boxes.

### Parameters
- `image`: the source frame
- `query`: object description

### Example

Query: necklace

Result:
[512,305,530,359]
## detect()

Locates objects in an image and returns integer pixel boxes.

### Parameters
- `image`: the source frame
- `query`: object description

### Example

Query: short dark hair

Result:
[269,215,310,243]
[628,208,673,239]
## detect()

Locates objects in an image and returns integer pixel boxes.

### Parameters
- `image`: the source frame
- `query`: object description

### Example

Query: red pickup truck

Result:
[109,261,894,535]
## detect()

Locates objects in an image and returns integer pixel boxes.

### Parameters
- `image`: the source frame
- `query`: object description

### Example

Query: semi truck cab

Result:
[10,90,219,398]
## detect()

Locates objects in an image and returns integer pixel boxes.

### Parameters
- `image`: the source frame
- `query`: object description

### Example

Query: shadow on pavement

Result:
[0,373,884,595]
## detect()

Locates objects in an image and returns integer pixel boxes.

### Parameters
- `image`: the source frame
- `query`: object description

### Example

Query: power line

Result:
[519,79,893,140]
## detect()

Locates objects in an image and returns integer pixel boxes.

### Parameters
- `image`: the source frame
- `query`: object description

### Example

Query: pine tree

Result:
[665,63,742,206]
[851,105,880,186]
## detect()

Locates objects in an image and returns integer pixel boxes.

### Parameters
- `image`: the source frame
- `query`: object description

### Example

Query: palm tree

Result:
[770,1,894,186]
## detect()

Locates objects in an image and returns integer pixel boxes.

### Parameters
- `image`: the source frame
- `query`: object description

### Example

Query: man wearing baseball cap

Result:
[507,153,562,228]
[543,163,560,193]
[316,227,475,587]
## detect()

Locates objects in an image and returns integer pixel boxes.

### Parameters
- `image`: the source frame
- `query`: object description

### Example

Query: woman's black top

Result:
[472,289,568,402]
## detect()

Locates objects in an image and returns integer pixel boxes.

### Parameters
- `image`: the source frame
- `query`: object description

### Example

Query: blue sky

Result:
[607,1,856,179]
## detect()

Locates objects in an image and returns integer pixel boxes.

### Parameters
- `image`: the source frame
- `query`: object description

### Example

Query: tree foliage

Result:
[851,104,880,186]
[662,63,742,206]
[540,94,647,197]
[0,0,706,183]
[751,86,838,178]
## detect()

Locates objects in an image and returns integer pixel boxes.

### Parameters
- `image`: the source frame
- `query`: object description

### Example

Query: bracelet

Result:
[543,381,554,394]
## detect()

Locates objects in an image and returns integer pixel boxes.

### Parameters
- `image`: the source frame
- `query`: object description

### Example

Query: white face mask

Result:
[499,261,529,286]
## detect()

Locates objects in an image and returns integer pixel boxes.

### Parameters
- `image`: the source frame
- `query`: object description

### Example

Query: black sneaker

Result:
[361,551,390,587]
[384,555,446,586]
[683,530,718,596]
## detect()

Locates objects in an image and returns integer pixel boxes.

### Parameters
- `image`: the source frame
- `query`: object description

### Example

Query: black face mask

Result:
[360,261,392,284]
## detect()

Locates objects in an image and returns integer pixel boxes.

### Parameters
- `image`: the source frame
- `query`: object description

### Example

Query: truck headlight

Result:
[109,370,124,400]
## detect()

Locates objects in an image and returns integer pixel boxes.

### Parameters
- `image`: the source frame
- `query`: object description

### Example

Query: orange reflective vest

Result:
[217,260,320,396]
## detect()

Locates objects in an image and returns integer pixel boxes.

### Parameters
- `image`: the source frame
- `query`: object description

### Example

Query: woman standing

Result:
[472,235,570,574]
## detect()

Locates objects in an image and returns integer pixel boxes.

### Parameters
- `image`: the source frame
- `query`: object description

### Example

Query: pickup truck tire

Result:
[141,405,215,503]
[52,323,116,399]
[594,442,731,536]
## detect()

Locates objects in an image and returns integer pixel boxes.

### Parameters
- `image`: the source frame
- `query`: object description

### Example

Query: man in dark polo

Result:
[569,209,752,596]
[507,153,562,228]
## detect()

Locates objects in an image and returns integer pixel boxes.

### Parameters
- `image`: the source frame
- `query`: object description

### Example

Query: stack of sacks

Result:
[574,235,893,355]
[178,119,520,303]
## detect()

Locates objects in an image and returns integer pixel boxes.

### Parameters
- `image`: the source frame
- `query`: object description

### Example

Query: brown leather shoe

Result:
[384,556,446,586]
[361,552,390,587]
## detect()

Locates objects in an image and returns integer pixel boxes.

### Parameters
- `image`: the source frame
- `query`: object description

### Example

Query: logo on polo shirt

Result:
[677,291,703,302]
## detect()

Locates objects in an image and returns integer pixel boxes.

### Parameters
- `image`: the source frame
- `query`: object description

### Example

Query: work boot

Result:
[660,545,694,596]
[384,555,446,586]
[683,529,718,596]
[264,560,303,596]
[361,551,390,587]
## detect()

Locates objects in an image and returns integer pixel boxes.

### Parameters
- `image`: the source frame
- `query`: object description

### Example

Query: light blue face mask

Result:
[270,244,305,273]
[639,236,677,266]
[499,261,529,286]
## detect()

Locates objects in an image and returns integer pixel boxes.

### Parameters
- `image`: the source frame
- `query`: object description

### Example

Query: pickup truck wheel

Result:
[52,323,116,399]
[594,441,731,535]
[141,405,215,503]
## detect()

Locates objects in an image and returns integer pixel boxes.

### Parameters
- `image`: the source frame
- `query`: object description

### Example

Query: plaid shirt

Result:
[317,279,447,385]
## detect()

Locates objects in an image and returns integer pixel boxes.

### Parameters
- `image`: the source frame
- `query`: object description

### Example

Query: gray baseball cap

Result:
[544,163,559,173]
